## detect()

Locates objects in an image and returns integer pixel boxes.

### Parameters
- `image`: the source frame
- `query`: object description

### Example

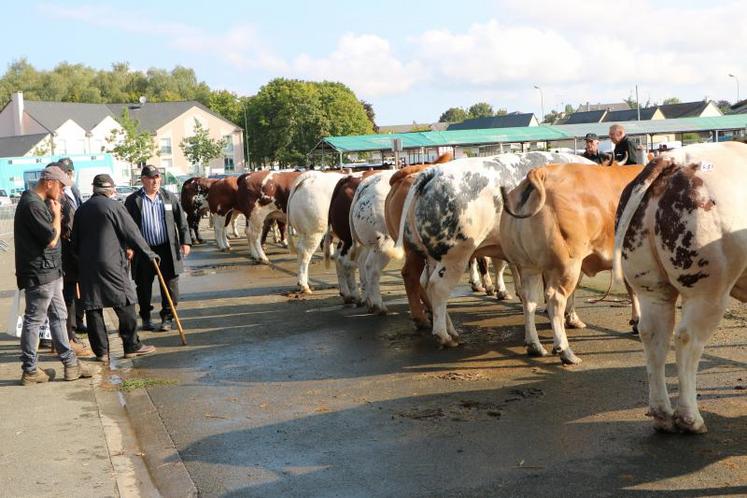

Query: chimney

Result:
[11,92,24,136]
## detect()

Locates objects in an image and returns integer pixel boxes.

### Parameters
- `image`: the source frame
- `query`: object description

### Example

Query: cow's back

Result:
[288,171,345,233]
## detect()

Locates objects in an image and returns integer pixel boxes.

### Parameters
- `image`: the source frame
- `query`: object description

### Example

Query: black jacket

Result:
[614,136,639,165]
[124,188,191,277]
[61,192,78,282]
[71,194,156,311]
[14,190,62,290]
[582,150,606,164]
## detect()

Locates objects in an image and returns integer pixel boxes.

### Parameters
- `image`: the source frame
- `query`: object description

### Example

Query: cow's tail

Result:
[500,167,548,219]
[383,169,432,260]
[613,158,670,281]
[347,181,364,262]
[322,227,335,269]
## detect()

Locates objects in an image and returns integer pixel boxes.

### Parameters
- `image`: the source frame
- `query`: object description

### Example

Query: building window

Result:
[161,158,173,170]
[159,137,172,155]
[224,157,235,171]
[223,136,234,153]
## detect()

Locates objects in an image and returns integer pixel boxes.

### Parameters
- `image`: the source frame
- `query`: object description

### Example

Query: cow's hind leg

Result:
[365,248,390,314]
[468,257,484,293]
[564,274,586,329]
[545,268,582,365]
[637,294,677,432]
[212,214,227,250]
[296,231,324,294]
[402,250,431,329]
[519,268,547,357]
[493,259,514,300]
[426,261,464,348]
[673,296,726,434]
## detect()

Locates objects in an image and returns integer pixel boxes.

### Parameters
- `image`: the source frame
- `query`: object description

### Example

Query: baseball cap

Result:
[141,165,161,178]
[584,133,599,141]
[59,157,74,172]
[92,174,115,188]
[40,165,72,187]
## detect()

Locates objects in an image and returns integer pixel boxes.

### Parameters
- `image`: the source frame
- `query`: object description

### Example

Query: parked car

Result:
[115,185,137,202]
[0,189,11,207]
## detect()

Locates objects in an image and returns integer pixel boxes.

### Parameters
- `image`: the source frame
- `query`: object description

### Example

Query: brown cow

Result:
[207,176,240,251]
[180,176,217,244]
[236,170,301,262]
[499,163,642,364]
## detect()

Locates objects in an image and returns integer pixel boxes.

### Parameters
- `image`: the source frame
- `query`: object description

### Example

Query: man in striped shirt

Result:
[125,165,191,332]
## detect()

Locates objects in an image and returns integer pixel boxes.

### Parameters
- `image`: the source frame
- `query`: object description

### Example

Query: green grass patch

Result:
[119,377,178,392]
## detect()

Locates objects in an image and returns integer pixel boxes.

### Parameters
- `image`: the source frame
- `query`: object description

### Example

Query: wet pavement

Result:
[131,231,746,497]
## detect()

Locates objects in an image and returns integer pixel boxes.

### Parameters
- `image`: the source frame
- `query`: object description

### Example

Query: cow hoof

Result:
[647,410,677,433]
[297,286,312,295]
[495,290,513,301]
[376,305,389,315]
[470,284,486,293]
[437,336,460,348]
[557,348,582,365]
[674,413,707,434]
[526,342,548,357]
[484,285,496,296]
[413,318,432,330]
[565,314,587,329]
[342,296,357,305]
[629,319,640,335]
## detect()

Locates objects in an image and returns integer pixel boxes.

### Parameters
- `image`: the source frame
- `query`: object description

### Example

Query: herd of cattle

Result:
[180,141,747,434]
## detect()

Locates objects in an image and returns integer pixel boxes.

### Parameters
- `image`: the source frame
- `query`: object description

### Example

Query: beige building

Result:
[0,92,245,183]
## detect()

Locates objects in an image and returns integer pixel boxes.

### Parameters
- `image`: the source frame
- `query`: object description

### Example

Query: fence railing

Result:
[0,204,17,251]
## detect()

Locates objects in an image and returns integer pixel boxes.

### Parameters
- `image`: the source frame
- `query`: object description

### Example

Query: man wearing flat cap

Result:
[72,174,158,360]
[125,165,191,332]
[581,133,606,164]
[14,164,92,385]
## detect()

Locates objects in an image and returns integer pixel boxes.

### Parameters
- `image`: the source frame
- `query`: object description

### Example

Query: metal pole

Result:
[534,85,544,122]
[243,105,250,170]
[729,74,740,102]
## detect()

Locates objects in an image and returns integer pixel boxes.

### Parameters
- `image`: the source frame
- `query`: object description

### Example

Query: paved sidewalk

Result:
[0,246,159,498]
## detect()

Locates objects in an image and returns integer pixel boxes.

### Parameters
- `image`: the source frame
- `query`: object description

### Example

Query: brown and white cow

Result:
[614,141,747,433]
[236,170,300,262]
[207,176,240,251]
[180,176,217,244]
[500,163,643,364]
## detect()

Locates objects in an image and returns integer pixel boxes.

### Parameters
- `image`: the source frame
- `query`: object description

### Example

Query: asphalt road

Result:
[131,232,746,497]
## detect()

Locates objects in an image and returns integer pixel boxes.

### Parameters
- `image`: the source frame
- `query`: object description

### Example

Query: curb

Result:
[123,387,198,498]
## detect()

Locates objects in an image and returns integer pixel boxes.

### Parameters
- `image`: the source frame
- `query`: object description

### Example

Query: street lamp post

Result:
[728,73,740,102]
[533,85,545,123]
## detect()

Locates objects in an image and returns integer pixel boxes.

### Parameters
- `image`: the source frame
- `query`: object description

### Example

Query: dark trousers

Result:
[62,280,85,340]
[135,244,178,323]
[85,304,141,357]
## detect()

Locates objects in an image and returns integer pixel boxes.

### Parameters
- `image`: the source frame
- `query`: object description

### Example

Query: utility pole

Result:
[729,73,741,102]
[636,85,641,121]
[534,85,544,123]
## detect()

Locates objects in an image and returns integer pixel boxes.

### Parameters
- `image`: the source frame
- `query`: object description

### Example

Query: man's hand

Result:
[126,248,134,261]
[150,253,161,265]
[181,244,191,257]
[49,199,61,218]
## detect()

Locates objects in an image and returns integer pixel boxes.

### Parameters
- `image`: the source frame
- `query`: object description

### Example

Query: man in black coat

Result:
[72,174,158,360]
[581,133,606,164]
[125,165,191,332]
[608,124,639,165]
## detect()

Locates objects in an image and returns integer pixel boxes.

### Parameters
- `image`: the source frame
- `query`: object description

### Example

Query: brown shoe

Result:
[21,368,56,385]
[64,361,94,381]
[70,340,95,359]
[124,344,156,359]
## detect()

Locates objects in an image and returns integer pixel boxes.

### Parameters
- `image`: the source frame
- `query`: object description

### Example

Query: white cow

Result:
[287,170,346,294]
[614,141,747,434]
[386,152,590,347]
[349,169,397,313]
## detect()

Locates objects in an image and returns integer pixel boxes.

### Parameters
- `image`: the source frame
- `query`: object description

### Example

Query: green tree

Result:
[716,99,732,114]
[468,102,494,118]
[662,97,681,105]
[438,107,468,123]
[180,118,227,175]
[245,78,372,167]
[106,109,157,170]
[360,100,379,133]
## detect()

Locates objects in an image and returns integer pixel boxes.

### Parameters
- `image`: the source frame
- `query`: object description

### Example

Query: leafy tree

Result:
[716,99,732,114]
[439,107,468,123]
[564,104,575,114]
[543,110,563,124]
[106,109,157,169]
[360,100,379,133]
[180,119,227,175]
[245,78,372,167]
[662,97,681,105]
[623,95,652,110]
[468,102,494,118]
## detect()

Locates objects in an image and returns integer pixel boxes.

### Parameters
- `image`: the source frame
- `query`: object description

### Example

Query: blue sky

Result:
[3,1,745,124]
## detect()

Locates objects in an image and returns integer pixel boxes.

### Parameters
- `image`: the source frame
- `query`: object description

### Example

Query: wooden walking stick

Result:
[152,260,187,346]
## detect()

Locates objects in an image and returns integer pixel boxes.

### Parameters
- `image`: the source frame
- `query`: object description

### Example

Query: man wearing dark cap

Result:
[125,165,191,332]
[14,164,92,385]
[581,133,605,164]
[58,157,91,353]
[72,174,158,360]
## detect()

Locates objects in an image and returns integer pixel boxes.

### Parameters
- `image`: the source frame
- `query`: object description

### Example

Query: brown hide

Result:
[207,176,239,223]
[236,170,302,219]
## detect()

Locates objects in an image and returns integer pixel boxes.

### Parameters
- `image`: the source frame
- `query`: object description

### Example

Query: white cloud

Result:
[291,34,423,97]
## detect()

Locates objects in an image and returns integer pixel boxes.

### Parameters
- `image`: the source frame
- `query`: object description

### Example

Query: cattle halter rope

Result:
[153,260,187,345]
